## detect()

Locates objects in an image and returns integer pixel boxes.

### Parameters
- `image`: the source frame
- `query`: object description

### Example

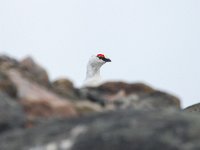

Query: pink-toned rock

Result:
[7,69,77,120]
[97,82,155,95]
[81,82,181,110]
[82,82,155,105]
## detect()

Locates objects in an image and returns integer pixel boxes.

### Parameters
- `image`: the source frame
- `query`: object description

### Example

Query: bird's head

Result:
[89,54,111,66]
[96,54,111,63]
[85,53,111,86]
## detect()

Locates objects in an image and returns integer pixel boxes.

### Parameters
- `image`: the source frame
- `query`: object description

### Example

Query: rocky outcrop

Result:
[51,78,78,99]
[0,92,26,133]
[0,55,49,87]
[0,54,199,150]
[1,109,200,150]
[7,70,77,120]
[184,103,200,112]
[0,70,17,98]
[0,55,77,125]
[97,82,155,94]
[112,91,181,110]
[19,57,50,86]
[71,109,200,150]
[78,82,155,105]
[0,55,19,70]
[79,82,181,110]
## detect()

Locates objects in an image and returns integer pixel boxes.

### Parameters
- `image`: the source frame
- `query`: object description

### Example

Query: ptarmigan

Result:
[83,54,111,87]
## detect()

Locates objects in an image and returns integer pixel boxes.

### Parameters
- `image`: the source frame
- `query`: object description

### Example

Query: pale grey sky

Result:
[0,0,200,107]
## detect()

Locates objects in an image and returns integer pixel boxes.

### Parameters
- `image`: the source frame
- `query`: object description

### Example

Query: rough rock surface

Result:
[52,78,78,99]
[97,82,155,94]
[184,103,200,112]
[7,69,77,119]
[0,55,19,70]
[1,109,200,150]
[79,83,181,110]
[0,55,78,125]
[0,54,199,150]
[0,92,26,133]
[0,70,17,98]
[78,82,155,105]
[19,57,50,86]
[114,91,181,110]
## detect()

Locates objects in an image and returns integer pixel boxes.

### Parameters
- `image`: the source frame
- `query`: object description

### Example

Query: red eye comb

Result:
[97,54,105,58]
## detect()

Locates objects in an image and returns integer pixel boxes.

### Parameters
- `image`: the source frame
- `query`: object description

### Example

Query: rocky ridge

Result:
[0,54,198,150]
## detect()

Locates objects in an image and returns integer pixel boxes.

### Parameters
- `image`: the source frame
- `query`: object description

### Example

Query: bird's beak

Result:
[103,57,111,62]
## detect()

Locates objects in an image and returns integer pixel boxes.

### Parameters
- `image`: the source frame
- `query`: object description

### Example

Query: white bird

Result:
[83,54,111,87]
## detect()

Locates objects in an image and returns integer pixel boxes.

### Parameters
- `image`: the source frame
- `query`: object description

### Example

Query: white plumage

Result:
[83,54,111,87]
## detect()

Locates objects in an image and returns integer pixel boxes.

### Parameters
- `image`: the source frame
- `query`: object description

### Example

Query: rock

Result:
[1,109,200,150]
[0,54,190,150]
[71,110,200,150]
[7,69,77,121]
[0,55,19,70]
[184,103,200,112]
[79,82,181,110]
[95,82,155,102]
[19,57,50,86]
[115,91,180,110]
[78,82,155,105]
[97,82,155,95]
[51,78,78,99]
[0,55,78,124]
[78,88,108,106]
[0,70,17,98]
[75,101,103,114]
[0,92,26,133]
[0,55,50,87]
[139,91,181,108]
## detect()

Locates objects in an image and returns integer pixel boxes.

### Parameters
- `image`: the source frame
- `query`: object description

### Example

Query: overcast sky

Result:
[0,0,200,107]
